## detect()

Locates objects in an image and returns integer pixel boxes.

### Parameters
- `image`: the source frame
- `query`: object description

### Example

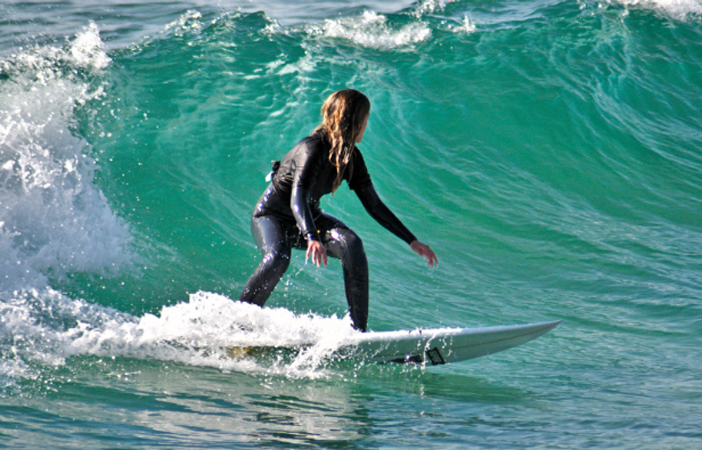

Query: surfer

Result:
[238,89,438,331]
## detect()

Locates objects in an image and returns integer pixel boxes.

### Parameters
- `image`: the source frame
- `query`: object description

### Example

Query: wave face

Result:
[1,1,701,448]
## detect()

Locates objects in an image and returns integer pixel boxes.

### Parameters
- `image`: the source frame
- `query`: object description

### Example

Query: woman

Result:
[239,89,437,331]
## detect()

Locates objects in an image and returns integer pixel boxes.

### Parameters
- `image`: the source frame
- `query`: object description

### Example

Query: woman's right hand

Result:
[306,239,328,267]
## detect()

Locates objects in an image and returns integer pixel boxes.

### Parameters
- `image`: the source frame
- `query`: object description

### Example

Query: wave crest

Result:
[311,11,432,50]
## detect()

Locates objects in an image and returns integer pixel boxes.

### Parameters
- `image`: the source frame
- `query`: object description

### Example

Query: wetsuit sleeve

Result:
[355,185,418,245]
[348,149,417,244]
[348,150,417,244]
[290,143,323,242]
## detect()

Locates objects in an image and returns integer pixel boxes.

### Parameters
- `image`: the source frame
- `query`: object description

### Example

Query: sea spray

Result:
[0,23,133,293]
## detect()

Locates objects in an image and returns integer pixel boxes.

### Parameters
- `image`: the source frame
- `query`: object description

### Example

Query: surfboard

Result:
[228,320,561,366]
[335,320,562,365]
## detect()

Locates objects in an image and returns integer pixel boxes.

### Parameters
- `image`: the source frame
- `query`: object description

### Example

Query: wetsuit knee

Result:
[327,227,366,266]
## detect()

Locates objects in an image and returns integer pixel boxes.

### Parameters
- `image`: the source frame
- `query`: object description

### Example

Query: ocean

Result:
[1,0,701,448]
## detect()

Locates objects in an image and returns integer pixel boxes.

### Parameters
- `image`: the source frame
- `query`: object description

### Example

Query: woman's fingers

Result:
[410,240,438,268]
[306,240,328,267]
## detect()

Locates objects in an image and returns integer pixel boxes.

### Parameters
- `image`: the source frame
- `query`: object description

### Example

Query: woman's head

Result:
[318,89,371,144]
[315,89,371,192]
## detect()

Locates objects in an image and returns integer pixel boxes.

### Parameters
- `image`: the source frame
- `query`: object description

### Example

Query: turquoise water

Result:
[1,0,701,448]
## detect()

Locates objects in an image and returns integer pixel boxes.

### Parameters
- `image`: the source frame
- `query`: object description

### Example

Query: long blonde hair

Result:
[314,89,371,193]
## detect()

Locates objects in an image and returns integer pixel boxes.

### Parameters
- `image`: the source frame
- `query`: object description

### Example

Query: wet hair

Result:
[314,89,371,193]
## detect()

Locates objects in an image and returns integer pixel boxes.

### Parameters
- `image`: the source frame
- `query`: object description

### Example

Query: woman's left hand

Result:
[410,240,438,268]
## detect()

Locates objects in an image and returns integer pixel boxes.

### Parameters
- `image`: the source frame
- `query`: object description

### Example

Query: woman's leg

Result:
[317,214,369,331]
[239,215,293,306]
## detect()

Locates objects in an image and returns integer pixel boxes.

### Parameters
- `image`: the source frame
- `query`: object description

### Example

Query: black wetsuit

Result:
[239,131,417,331]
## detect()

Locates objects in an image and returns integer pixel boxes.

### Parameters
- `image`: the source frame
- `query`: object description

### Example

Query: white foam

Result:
[413,0,448,17]
[610,0,702,19]
[0,23,133,293]
[312,10,432,50]
[1,289,359,384]
[70,23,111,70]
[121,292,359,378]
[162,10,204,37]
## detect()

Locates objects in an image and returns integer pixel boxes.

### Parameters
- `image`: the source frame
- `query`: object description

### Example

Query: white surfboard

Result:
[334,320,562,365]
[229,320,561,365]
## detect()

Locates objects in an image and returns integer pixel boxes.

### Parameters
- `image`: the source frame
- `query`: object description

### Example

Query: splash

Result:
[0,23,133,293]
[450,15,478,34]
[1,289,360,387]
[128,292,359,378]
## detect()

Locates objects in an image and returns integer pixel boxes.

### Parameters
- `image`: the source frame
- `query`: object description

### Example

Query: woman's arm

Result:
[288,141,329,266]
[289,141,324,243]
